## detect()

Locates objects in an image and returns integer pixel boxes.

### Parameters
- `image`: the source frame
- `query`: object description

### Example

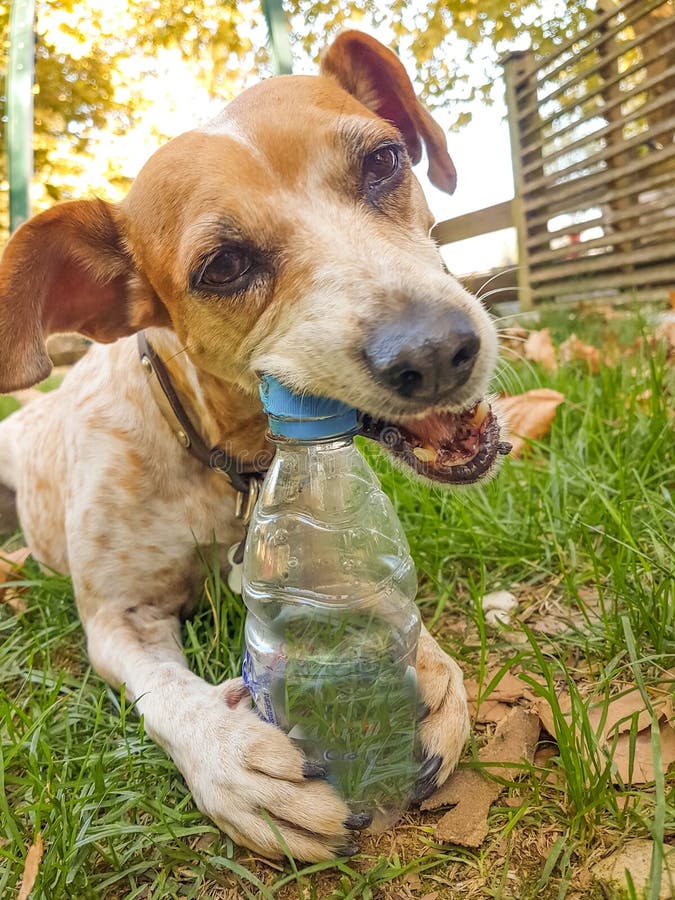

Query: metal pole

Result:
[7,0,36,233]
[260,0,293,75]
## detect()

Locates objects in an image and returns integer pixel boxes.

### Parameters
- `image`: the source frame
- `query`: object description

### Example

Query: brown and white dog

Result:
[0,32,503,860]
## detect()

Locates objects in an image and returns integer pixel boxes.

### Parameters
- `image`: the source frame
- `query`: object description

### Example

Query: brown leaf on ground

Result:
[526,592,603,637]
[559,334,601,373]
[468,699,514,725]
[593,838,675,900]
[499,389,565,457]
[612,721,675,784]
[499,326,529,355]
[0,547,31,615]
[422,707,541,847]
[465,670,536,705]
[533,745,559,776]
[655,313,675,359]
[595,304,626,322]
[17,833,44,900]
[535,685,675,784]
[464,668,544,724]
[524,328,558,372]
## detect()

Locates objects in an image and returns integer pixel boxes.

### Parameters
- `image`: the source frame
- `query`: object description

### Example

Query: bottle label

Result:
[242,648,279,726]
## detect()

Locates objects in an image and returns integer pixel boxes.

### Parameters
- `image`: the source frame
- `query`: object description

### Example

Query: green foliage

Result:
[1,304,673,897]
[286,0,594,112]
[0,0,604,235]
[0,0,264,234]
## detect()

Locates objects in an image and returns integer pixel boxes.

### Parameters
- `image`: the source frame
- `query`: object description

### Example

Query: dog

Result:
[0,31,504,861]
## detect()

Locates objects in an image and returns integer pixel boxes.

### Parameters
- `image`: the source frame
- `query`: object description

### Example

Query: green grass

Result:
[1,303,673,899]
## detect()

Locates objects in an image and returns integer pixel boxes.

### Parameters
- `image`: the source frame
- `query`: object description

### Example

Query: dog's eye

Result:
[196,248,253,291]
[364,145,400,186]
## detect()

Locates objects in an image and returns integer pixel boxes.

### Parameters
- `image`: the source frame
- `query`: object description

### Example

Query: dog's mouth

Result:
[359,400,511,484]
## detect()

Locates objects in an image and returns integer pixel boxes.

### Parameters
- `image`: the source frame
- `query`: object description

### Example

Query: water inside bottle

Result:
[244,595,420,828]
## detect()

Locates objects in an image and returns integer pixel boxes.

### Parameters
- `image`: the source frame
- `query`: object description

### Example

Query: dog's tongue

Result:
[360,401,510,484]
[402,401,490,465]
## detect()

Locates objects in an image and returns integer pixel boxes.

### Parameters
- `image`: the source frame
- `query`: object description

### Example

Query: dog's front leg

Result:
[83,600,357,861]
[413,623,470,800]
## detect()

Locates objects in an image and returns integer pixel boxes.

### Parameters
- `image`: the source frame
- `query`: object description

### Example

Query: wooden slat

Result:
[513,0,641,90]
[527,217,675,266]
[515,0,666,115]
[473,2,675,308]
[521,45,675,159]
[531,264,675,299]
[529,242,675,284]
[432,200,514,246]
[522,113,675,196]
[523,143,675,211]
[525,169,675,233]
[527,187,675,249]
[521,77,675,178]
[518,14,675,146]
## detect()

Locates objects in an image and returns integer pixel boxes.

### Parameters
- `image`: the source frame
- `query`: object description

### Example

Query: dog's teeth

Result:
[440,456,469,468]
[471,400,490,426]
[413,446,437,463]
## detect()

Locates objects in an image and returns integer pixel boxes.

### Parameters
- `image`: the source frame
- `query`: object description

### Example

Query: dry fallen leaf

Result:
[464,668,548,724]
[655,313,675,359]
[465,670,536,705]
[0,547,30,576]
[468,699,514,725]
[593,839,675,900]
[499,325,529,355]
[559,333,601,373]
[17,833,44,900]
[535,685,675,784]
[422,707,541,847]
[0,547,31,615]
[524,328,558,372]
[498,389,565,457]
[612,721,675,784]
[595,304,626,322]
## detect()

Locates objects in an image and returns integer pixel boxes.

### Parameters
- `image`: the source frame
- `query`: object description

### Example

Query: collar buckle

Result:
[234,476,260,524]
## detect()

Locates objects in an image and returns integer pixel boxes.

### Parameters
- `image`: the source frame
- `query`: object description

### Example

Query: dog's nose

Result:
[363,307,480,401]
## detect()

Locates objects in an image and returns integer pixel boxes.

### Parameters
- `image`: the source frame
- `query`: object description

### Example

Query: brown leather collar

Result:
[137,331,265,510]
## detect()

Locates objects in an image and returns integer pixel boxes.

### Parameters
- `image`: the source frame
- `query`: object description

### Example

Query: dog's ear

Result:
[0,198,168,392]
[321,30,457,194]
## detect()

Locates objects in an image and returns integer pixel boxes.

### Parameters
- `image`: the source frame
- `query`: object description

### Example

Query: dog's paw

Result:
[412,627,470,803]
[173,678,365,861]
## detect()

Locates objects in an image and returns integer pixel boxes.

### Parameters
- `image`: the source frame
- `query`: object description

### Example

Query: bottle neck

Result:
[267,433,356,452]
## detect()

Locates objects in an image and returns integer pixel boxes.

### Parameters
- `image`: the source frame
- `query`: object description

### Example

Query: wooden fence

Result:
[433,0,675,308]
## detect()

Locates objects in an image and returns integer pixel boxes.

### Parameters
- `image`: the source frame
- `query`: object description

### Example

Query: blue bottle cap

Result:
[259,375,359,439]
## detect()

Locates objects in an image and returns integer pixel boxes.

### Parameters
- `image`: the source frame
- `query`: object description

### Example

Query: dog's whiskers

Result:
[498,334,528,344]
[478,286,524,304]
[475,265,525,300]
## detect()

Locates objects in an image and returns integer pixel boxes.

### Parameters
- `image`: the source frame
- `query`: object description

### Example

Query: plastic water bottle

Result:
[242,376,421,830]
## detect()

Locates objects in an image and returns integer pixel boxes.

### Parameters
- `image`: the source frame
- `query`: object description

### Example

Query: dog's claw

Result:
[303,760,327,779]
[336,841,360,857]
[344,810,372,831]
[418,701,431,721]
[411,753,443,804]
